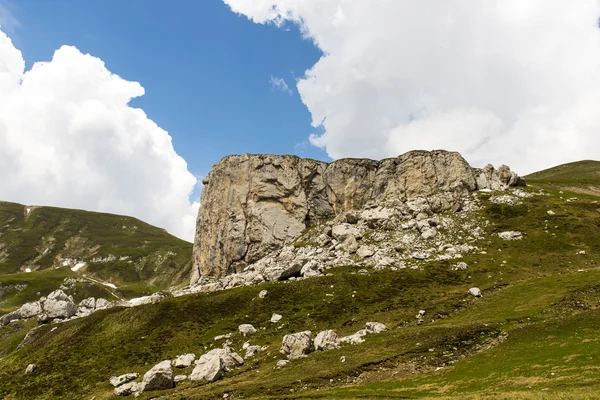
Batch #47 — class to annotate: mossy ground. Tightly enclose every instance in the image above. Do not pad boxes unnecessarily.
[1,163,600,399]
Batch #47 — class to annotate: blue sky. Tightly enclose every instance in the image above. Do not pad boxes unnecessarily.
[2,0,599,240]
[5,0,326,195]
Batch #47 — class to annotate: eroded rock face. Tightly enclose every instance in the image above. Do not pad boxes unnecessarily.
[193,151,524,280]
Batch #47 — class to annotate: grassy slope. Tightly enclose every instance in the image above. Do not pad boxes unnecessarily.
[1,174,600,398]
[0,201,192,310]
[526,159,600,195]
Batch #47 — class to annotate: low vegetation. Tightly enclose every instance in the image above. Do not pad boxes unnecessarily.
[1,161,600,399]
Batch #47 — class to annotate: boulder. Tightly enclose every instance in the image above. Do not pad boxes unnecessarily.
[314,330,341,351]
[300,260,325,278]
[469,287,482,297]
[174,375,187,383]
[0,310,22,326]
[455,262,468,271]
[114,381,140,396]
[332,224,361,242]
[39,290,77,321]
[239,324,257,336]
[244,345,262,359]
[421,228,438,240]
[19,302,42,319]
[365,322,388,334]
[110,373,138,387]
[198,347,244,372]
[356,246,374,259]
[139,360,174,392]
[25,364,36,375]
[340,330,367,345]
[276,359,290,368]
[271,314,282,323]
[338,235,359,254]
[281,331,313,359]
[498,231,523,240]
[258,290,268,298]
[173,354,195,368]
[190,353,223,382]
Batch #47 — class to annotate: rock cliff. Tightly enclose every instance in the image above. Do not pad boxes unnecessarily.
[192,150,524,280]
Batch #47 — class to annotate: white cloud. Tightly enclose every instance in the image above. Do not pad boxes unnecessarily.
[224,0,600,174]
[0,28,199,241]
[269,75,293,95]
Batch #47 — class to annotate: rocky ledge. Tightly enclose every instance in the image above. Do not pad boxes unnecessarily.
[192,150,524,281]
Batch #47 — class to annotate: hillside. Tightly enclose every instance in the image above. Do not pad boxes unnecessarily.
[1,166,600,399]
[0,201,192,312]
[526,159,600,195]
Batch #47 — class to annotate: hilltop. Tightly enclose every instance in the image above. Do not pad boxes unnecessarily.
[0,201,192,313]
[526,160,600,195]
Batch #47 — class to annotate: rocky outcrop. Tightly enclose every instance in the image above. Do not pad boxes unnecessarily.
[192,150,524,280]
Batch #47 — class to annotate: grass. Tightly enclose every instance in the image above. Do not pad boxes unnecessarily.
[1,163,600,399]
[0,201,193,309]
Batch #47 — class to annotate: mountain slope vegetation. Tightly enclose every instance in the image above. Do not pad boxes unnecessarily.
[1,163,600,399]
[0,201,192,312]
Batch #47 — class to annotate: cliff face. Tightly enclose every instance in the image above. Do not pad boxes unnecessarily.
[192,150,523,280]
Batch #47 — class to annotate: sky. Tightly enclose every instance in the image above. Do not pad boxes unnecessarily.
[1,0,600,241]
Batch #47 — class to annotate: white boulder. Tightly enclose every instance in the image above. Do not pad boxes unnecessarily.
[110,373,138,387]
[114,381,140,396]
[469,287,482,297]
[314,330,341,351]
[239,324,257,336]
[173,353,196,368]
[365,322,388,334]
[139,360,174,392]
[271,313,282,323]
[190,354,223,382]
[281,331,313,359]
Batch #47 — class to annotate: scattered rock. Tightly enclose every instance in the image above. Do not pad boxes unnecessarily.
[114,381,140,396]
[276,359,290,368]
[356,246,374,258]
[469,287,482,298]
[139,360,174,392]
[239,324,257,336]
[25,364,36,375]
[365,322,388,334]
[190,353,223,382]
[340,330,367,345]
[416,310,426,319]
[455,262,468,271]
[110,373,138,387]
[38,290,77,322]
[340,356,346,363]
[200,347,244,372]
[271,313,282,323]
[547,210,555,215]
[332,224,361,242]
[173,354,196,368]
[258,290,268,298]
[314,330,341,351]
[498,231,523,240]
[244,345,262,359]
[281,331,313,359]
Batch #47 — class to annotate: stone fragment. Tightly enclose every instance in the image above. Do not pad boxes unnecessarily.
[110,373,138,387]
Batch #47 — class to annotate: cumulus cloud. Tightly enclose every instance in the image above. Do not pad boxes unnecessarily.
[224,0,600,173]
[269,75,293,95]
[0,28,199,241]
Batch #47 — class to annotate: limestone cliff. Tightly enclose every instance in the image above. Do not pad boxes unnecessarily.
[192,150,524,280]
